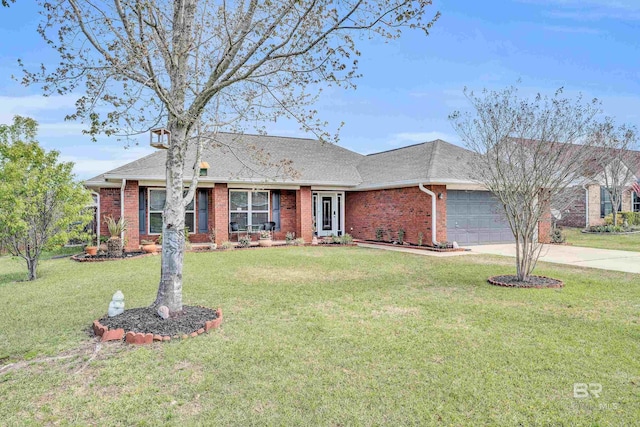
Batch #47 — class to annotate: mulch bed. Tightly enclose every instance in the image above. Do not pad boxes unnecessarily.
[99,305,218,336]
[581,230,640,235]
[488,275,564,289]
[71,251,152,262]
[360,240,467,252]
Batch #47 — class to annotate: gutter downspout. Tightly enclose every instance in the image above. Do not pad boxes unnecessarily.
[120,179,127,242]
[582,183,589,228]
[92,191,101,246]
[418,183,439,246]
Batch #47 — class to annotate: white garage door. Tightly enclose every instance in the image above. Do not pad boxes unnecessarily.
[446,191,514,245]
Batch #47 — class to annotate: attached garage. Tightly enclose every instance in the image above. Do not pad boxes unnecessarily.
[446,190,514,245]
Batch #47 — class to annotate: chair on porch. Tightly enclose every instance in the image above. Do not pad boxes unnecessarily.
[229,222,241,241]
[262,221,276,231]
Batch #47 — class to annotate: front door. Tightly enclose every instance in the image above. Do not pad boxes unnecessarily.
[314,192,343,237]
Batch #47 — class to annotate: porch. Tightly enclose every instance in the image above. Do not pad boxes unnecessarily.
[98,181,346,249]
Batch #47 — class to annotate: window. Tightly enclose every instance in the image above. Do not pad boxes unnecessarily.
[229,190,269,230]
[634,192,640,213]
[148,189,195,234]
[600,187,621,218]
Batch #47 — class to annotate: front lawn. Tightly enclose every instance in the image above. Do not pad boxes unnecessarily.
[0,248,638,425]
[563,227,640,252]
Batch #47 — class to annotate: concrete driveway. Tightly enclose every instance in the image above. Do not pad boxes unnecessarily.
[469,244,640,274]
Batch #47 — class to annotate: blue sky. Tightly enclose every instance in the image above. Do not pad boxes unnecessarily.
[1,0,640,180]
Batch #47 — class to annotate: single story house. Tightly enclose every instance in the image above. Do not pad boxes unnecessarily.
[85,133,550,250]
[556,152,640,228]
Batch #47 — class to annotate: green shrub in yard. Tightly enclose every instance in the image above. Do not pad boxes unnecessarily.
[292,237,305,246]
[589,225,624,233]
[621,211,640,226]
[375,227,384,241]
[550,226,566,243]
[238,236,251,248]
[604,213,624,226]
[285,231,295,244]
[220,241,234,250]
[340,233,353,245]
[397,228,405,245]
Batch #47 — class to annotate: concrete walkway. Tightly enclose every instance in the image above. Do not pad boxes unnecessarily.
[470,244,640,274]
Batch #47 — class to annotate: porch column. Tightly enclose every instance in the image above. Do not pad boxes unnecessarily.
[123,180,140,251]
[296,186,313,242]
[213,184,229,244]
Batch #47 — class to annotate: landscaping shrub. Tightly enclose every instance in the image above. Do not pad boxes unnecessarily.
[397,229,405,245]
[220,241,234,250]
[238,236,251,248]
[604,213,624,226]
[621,211,640,226]
[285,232,295,245]
[588,225,624,233]
[375,227,383,241]
[550,227,566,243]
[340,233,353,245]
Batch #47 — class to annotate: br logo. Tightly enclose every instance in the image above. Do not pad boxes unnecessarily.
[574,383,602,398]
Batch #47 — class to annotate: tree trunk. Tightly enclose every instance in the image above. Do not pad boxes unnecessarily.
[152,124,187,314]
[26,257,37,281]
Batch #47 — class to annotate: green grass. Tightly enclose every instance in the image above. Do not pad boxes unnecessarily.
[0,247,638,425]
[564,227,640,252]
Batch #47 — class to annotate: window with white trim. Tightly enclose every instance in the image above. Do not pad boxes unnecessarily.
[229,190,269,230]
[148,189,195,234]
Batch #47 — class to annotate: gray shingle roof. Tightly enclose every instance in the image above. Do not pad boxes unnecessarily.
[355,140,480,188]
[86,132,365,186]
[85,133,481,188]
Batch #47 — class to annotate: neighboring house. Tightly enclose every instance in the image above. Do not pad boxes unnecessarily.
[556,151,640,228]
[85,133,548,250]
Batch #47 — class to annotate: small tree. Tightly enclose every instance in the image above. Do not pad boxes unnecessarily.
[588,118,638,226]
[450,86,599,281]
[0,116,93,280]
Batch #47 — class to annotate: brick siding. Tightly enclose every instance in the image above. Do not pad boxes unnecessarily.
[345,185,447,245]
[273,190,297,240]
[296,186,314,242]
[557,186,587,228]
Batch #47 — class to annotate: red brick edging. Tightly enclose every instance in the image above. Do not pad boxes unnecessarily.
[487,275,564,289]
[92,307,223,344]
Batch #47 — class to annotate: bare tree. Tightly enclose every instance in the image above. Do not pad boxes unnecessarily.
[587,118,638,226]
[450,86,600,282]
[23,0,439,314]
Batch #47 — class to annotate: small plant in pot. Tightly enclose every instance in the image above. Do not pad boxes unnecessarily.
[140,239,157,253]
[84,235,98,256]
[104,215,128,257]
[259,230,272,247]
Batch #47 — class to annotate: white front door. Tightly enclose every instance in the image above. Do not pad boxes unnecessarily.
[314,192,343,237]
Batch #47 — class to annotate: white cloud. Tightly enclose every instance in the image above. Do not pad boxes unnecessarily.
[543,25,602,34]
[59,145,155,180]
[0,93,79,121]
